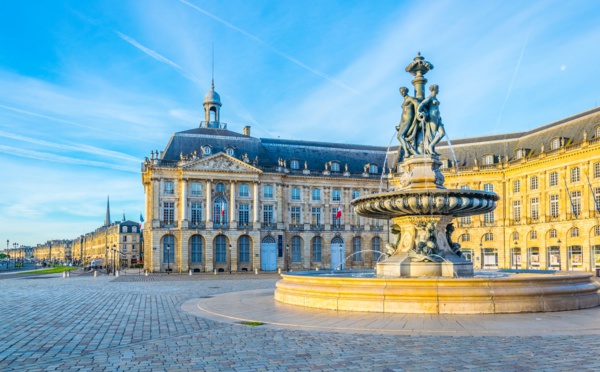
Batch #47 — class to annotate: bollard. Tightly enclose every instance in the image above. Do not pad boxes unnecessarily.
[214,269,217,275]
[189,269,192,276]
[277,268,281,274]
[145,270,148,277]
[62,271,66,278]
[254,267,258,275]
[94,270,97,277]
[316,267,319,271]
[116,270,119,277]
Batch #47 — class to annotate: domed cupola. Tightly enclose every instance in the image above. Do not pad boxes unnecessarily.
[202,80,222,128]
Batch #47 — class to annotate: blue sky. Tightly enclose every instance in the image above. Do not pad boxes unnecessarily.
[1,0,600,246]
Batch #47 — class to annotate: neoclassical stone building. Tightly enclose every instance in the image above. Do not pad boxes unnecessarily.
[436,107,600,271]
[142,84,600,273]
[142,85,388,273]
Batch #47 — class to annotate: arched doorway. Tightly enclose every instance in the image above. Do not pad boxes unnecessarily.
[260,236,277,271]
[331,237,345,270]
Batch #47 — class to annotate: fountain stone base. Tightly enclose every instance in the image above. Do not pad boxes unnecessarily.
[377,252,473,277]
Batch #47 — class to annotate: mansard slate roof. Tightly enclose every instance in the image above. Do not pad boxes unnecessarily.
[162,107,600,171]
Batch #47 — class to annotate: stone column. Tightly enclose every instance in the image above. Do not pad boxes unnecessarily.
[152,178,160,225]
[181,179,188,223]
[230,181,236,225]
[206,180,212,222]
[253,182,259,223]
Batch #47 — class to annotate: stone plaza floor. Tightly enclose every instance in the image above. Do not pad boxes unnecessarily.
[1,271,600,371]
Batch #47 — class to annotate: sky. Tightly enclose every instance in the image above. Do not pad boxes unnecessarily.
[1,0,600,247]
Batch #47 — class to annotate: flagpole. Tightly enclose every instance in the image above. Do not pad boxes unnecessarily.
[585,172,600,214]
[563,177,577,217]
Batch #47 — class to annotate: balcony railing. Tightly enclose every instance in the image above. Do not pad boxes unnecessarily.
[526,217,540,224]
[289,224,304,231]
[566,213,581,220]
[351,225,364,232]
[262,223,275,230]
[331,224,345,231]
[212,222,229,229]
[160,221,178,228]
[237,222,251,230]
[310,224,324,231]
[189,222,205,229]
[370,225,383,232]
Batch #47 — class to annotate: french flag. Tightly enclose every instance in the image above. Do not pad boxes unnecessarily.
[335,203,342,219]
[221,201,226,220]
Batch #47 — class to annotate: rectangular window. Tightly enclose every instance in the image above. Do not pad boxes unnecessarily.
[513,200,521,221]
[263,205,274,224]
[595,163,600,178]
[571,167,580,183]
[460,185,470,190]
[595,188,600,213]
[238,204,249,225]
[461,216,471,226]
[332,207,342,227]
[549,172,558,187]
[123,236,127,242]
[530,197,539,220]
[483,183,493,192]
[312,188,321,201]
[239,184,249,197]
[311,207,321,226]
[164,181,174,195]
[290,206,301,225]
[332,189,341,202]
[163,202,174,224]
[483,211,494,224]
[263,185,273,198]
[291,187,301,200]
[513,180,520,193]
[530,176,538,190]
[550,195,559,218]
[191,182,201,196]
[571,191,581,216]
[191,202,202,224]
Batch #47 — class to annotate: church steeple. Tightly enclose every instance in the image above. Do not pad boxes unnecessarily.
[104,196,111,227]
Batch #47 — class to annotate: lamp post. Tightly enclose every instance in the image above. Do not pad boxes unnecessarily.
[13,243,18,268]
[513,240,519,270]
[105,246,109,274]
[229,244,232,274]
[166,243,170,275]
[49,241,52,266]
[5,239,8,269]
[285,244,290,272]
[112,244,117,275]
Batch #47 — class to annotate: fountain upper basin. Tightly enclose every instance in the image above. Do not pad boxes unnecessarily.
[351,188,500,219]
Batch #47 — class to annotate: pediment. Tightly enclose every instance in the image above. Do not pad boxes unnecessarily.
[182,153,262,173]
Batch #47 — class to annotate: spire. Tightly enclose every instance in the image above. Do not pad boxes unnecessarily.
[104,196,111,227]
[122,211,126,222]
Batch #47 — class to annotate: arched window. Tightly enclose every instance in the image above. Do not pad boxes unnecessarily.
[215,235,227,263]
[163,235,175,264]
[226,147,235,156]
[203,146,212,155]
[291,236,302,262]
[332,237,344,245]
[352,237,362,261]
[571,227,579,238]
[213,197,228,224]
[290,159,300,170]
[238,235,250,263]
[312,237,322,262]
[331,162,340,172]
[372,237,382,261]
[190,235,203,263]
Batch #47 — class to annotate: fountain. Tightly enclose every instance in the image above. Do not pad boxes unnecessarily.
[274,54,600,314]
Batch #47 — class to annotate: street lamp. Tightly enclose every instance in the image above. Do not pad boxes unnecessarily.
[113,244,117,275]
[105,246,109,274]
[285,244,290,272]
[229,244,232,274]
[13,243,18,268]
[166,243,170,275]
[4,239,8,269]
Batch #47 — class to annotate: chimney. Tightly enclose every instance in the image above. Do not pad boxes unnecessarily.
[243,126,251,136]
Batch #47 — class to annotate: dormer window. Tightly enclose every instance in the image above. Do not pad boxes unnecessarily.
[368,164,378,174]
[202,145,212,155]
[550,137,561,150]
[595,125,600,138]
[226,147,235,156]
[290,159,300,170]
[439,158,449,169]
[482,154,494,165]
[330,161,340,172]
[515,149,526,160]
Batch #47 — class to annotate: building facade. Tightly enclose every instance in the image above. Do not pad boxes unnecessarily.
[142,85,388,273]
[142,85,600,273]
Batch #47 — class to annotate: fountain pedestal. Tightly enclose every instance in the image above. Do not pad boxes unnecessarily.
[376,215,474,277]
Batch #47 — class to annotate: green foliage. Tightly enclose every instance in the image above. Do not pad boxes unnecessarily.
[22,266,78,275]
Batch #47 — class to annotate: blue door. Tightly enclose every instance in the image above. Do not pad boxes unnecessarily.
[331,238,345,270]
[261,239,277,271]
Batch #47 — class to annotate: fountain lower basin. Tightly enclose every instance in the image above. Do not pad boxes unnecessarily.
[274,270,600,314]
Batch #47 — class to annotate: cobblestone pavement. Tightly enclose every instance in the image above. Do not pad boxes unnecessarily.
[1,273,600,371]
